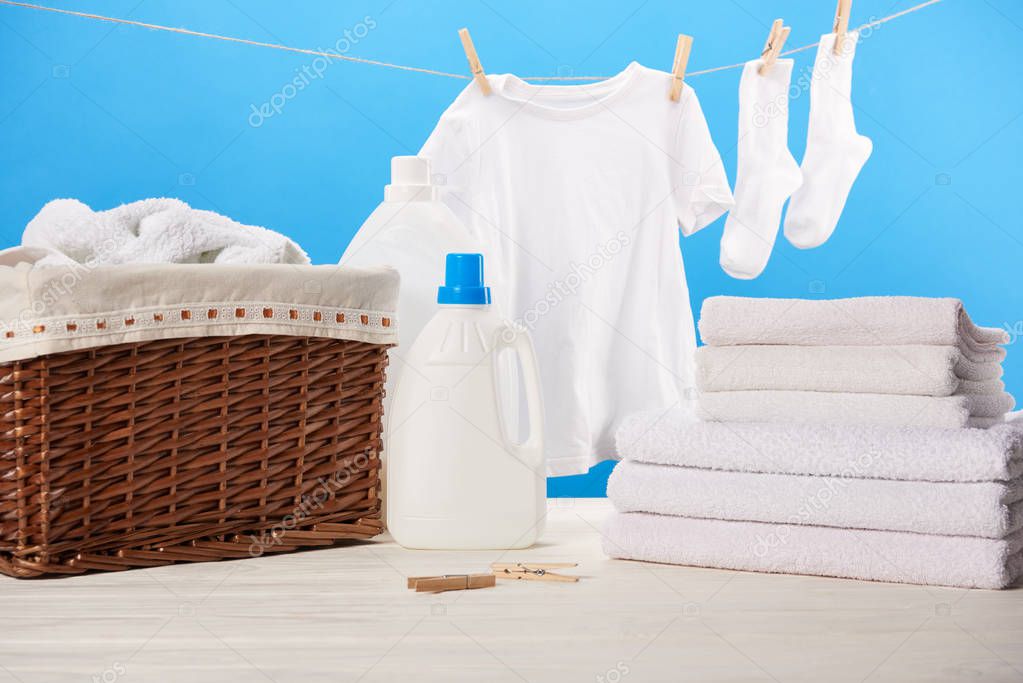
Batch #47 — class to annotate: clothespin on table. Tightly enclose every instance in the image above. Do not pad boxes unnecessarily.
[490,562,579,582]
[833,0,852,55]
[668,34,694,102]
[458,28,491,95]
[758,19,791,76]
[407,573,496,593]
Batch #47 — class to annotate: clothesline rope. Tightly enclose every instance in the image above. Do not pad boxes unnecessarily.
[0,0,942,81]
[533,0,943,80]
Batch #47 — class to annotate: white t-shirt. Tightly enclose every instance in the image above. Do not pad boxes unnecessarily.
[421,61,733,476]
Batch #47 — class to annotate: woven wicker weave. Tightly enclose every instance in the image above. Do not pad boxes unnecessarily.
[0,334,386,578]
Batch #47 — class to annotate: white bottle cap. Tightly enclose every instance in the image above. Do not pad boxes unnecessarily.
[386,156,437,202]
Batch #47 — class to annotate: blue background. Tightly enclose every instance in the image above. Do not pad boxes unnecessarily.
[1,0,1020,496]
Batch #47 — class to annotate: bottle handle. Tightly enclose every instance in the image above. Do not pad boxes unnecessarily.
[493,323,545,466]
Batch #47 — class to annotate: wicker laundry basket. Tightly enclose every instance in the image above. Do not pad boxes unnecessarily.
[0,255,398,577]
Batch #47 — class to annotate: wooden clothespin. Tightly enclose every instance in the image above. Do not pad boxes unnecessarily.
[668,34,694,102]
[458,28,491,96]
[758,19,791,76]
[490,562,579,582]
[407,573,496,593]
[833,0,852,55]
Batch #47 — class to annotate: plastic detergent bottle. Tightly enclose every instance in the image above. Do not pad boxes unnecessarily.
[340,156,482,365]
[340,157,492,519]
[387,253,546,550]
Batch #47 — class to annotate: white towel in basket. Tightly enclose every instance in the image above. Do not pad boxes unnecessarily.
[23,198,309,266]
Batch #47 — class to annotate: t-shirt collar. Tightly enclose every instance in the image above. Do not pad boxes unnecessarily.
[489,61,642,119]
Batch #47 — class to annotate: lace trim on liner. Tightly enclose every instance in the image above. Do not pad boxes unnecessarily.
[1,302,396,343]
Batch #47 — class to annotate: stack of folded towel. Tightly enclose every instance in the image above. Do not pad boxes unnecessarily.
[694,296,1013,428]
[604,296,1021,589]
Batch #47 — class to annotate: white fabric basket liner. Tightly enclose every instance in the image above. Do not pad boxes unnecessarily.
[0,247,399,363]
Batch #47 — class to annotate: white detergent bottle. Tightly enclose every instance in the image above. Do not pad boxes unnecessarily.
[387,253,546,550]
[340,157,497,519]
[340,156,482,365]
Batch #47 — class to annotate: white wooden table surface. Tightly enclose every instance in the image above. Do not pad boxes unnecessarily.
[1,499,1020,682]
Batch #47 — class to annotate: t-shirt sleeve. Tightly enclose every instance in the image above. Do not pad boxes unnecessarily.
[419,94,480,226]
[672,89,734,236]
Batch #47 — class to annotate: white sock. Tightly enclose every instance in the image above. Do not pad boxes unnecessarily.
[720,59,802,280]
[784,31,872,249]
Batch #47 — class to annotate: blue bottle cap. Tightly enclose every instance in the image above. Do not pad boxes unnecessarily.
[437,253,491,305]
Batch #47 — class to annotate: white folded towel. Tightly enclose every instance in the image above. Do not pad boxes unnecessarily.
[608,460,1023,538]
[695,344,1002,396]
[698,296,1009,356]
[603,512,1023,589]
[616,409,1023,482]
[960,378,1006,395]
[23,198,310,266]
[695,390,1015,429]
